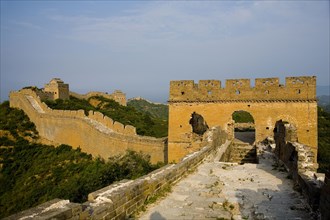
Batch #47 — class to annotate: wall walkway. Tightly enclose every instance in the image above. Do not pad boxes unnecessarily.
[139,145,315,220]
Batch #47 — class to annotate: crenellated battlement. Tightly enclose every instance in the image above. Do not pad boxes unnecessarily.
[169,76,316,102]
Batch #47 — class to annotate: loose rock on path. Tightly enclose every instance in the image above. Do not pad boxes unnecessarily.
[138,145,314,220]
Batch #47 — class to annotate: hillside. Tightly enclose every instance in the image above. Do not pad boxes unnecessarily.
[0,101,162,218]
[232,110,255,123]
[127,97,168,120]
[317,95,330,112]
[44,95,168,138]
[317,106,330,173]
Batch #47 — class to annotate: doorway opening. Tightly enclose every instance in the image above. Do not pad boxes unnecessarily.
[232,110,255,145]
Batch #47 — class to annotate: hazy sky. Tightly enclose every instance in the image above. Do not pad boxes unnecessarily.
[1,1,329,102]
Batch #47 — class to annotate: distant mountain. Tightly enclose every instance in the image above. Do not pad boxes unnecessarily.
[128,96,165,105]
[318,95,330,112]
[317,85,330,96]
[128,97,168,120]
[316,86,329,112]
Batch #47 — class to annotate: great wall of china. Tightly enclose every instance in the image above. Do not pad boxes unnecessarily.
[4,76,330,219]
[9,89,166,164]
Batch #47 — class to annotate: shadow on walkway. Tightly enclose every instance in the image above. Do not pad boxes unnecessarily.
[233,148,316,219]
[149,211,166,220]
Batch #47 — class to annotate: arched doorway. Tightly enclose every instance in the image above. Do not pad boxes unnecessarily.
[232,110,255,145]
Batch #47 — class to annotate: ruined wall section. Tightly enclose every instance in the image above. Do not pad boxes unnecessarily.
[273,137,324,211]
[70,90,127,106]
[168,76,317,162]
[9,89,164,163]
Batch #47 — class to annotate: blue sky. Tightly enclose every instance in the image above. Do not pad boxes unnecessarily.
[1,1,329,102]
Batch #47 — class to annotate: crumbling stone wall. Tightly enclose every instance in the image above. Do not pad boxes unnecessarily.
[9,89,164,163]
[273,121,325,212]
[5,127,229,220]
[168,76,317,162]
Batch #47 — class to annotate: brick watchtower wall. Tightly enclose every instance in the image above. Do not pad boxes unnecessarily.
[168,76,317,162]
[44,78,69,100]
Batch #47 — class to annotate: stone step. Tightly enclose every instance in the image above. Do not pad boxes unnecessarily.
[229,158,257,164]
[230,151,256,157]
[229,144,257,164]
[232,149,255,153]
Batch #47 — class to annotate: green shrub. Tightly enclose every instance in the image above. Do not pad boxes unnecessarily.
[232,111,254,123]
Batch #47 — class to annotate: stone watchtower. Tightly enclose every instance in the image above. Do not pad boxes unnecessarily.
[168,76,318,162]
[44,78,69,100]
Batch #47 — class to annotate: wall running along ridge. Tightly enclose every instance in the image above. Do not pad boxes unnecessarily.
[70,90,127,106]
[9,89,166,163]
[5,127,229,220]
[168,76,317,162]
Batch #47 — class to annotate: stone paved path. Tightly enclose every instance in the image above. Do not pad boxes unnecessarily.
[138,146,314,220]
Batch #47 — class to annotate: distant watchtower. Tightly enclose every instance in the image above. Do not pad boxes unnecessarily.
[111,90,127,106]
[44,78,69,100]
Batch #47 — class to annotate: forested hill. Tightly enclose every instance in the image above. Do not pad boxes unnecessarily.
[317,95,330,112]
[127,98,168,120]
[317,106,330,172]
[44,95,168,138]
[0,101,162,218]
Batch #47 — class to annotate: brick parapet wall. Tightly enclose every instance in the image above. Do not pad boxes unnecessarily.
[9,89,165,163]
[5,127,229,220]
